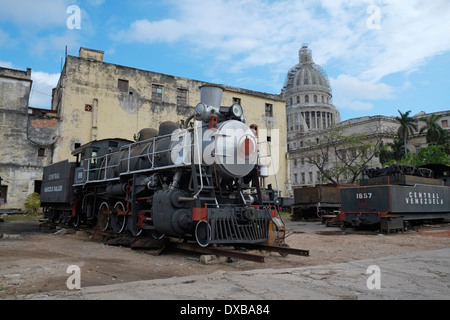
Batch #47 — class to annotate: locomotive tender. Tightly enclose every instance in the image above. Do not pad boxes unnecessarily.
[339,164,450,231]
[41,86,286,247]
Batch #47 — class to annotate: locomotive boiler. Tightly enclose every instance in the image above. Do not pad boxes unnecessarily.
[41,86,286,247]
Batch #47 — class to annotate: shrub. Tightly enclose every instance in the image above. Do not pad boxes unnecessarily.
[25,192,41,215]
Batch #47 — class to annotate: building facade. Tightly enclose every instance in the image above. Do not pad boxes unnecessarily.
[284,46,449,190]
[409,110,450,152]
[284,45,340,143]
[0,67,59,210]
[289,115,398,187]
[51,48,289,196]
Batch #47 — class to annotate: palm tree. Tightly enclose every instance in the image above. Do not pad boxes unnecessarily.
[419,114,446,146]
[396,110,418,155]
[388,137,407,162]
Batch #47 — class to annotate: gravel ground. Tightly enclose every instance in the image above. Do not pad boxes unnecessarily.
[1,218,449,299]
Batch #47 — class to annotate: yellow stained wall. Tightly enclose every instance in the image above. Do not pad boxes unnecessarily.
[52,49,288,195]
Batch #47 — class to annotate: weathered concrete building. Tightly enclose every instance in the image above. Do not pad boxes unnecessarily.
[0,67,59,210]
[51,48,289,196]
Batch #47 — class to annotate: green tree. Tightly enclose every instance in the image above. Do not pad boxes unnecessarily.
[398,145,450,167]
[304,125,381,184]
[376,137,405,166]
[396,110,418,155]
[419,114,446,146]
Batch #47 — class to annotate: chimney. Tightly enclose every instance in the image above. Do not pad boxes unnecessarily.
[79,47,104,62]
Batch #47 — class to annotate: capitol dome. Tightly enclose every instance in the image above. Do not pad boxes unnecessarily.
[284,45,332,97]
[284,45,340,135]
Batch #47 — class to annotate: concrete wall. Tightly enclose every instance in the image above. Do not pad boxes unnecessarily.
[0,67,59,210]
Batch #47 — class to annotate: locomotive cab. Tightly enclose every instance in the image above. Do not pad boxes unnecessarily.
[72,139,132,184]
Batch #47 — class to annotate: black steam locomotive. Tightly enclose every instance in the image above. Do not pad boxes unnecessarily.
[40,86,285,247]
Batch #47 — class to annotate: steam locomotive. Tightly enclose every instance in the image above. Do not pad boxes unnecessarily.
[40,86,286,247]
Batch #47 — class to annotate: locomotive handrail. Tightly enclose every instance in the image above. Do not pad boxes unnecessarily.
[193,122,204,199]
[82,131,197,184]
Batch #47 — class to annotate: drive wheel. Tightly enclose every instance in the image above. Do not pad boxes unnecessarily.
[71,212,81,228]
[195,220,211,247]
[127,214,142,236]
[111,201,127,233]
[97,202,111,232]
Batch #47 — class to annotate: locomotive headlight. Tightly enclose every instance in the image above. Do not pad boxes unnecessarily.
[230,103,243,119]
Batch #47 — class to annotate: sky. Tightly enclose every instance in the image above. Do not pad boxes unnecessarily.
[0,0,449,121]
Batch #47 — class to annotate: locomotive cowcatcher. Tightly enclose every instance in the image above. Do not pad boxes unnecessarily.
[40,86,286,247]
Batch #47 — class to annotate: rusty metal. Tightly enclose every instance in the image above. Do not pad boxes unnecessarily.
[130,238,168,255]
[239,243,310,257]
[174,243,266,263]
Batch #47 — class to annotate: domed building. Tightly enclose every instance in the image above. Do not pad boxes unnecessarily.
[283,46,450,193]
[284,45,340,141]
[284,45,342,190]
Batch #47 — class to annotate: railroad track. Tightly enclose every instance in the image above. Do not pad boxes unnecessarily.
[103,234,310,263]
[43,221,310,263]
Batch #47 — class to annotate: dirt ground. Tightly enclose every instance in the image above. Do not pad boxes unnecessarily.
[1,217,449,299]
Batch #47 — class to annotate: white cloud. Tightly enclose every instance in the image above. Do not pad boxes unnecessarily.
[31,31,81,56]
[30,71,60,108]
[0,0,70,28]
[0,61,14,69]
[113,0,450,85]
[118,19,186,43]
[331,75,394,100]
[330,74,397,112]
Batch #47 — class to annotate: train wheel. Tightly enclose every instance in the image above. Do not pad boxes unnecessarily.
[195,220,211,247]
[110,201,127,233]
[97,202,111,232]
[48,209,61,223]
[151,230,165,240]
[127,214,142,236]
[71,212,81,228]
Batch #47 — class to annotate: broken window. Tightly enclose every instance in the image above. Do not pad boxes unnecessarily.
[38,148,45,158]
[177,88,188,106]
[0,186,7,204]
[152,84,163,102]
[265,103,273,117]
[118,79,129,92]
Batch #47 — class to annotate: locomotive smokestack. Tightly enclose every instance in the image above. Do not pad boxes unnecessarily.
[195,85,225,122]
[200,85,223,108]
